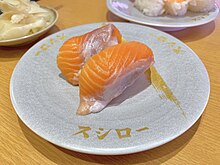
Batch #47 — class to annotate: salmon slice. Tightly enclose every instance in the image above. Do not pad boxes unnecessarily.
[77,41,154,115]
[57,24,122,85]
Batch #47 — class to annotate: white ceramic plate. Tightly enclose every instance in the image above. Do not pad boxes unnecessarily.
[106,0,219,31]
[10,22,210,155]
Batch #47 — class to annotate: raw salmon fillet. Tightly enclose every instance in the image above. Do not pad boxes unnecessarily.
[77,41,154,115]
[57,24,122,85]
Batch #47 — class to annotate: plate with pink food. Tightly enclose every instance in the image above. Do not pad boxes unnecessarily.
[10,22,210,155]
[107,0,219,31]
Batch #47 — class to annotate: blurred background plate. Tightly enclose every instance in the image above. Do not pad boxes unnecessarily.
[106,0,219,31]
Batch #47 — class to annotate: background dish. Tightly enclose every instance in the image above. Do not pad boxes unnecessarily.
[106,0,219,31]
[10,22,210,155]
[0,6,58,47]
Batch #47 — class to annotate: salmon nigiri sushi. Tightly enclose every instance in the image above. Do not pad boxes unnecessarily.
[57,24,122,85]
[77,41,154,115]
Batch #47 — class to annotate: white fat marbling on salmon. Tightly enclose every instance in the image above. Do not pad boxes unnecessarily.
[89,60,153,113]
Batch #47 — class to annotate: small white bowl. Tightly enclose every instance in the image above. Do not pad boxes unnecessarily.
[0,6,58,47]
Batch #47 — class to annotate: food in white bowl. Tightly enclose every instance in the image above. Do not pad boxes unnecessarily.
[133,0,216,16]
[0,0,56,41]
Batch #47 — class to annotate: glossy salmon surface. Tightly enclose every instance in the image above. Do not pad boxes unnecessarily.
[77,41,154,115]
[57,24,122,85]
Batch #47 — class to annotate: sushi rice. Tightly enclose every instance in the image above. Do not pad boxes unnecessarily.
[188,0,215,12]
[134,0,165,16]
